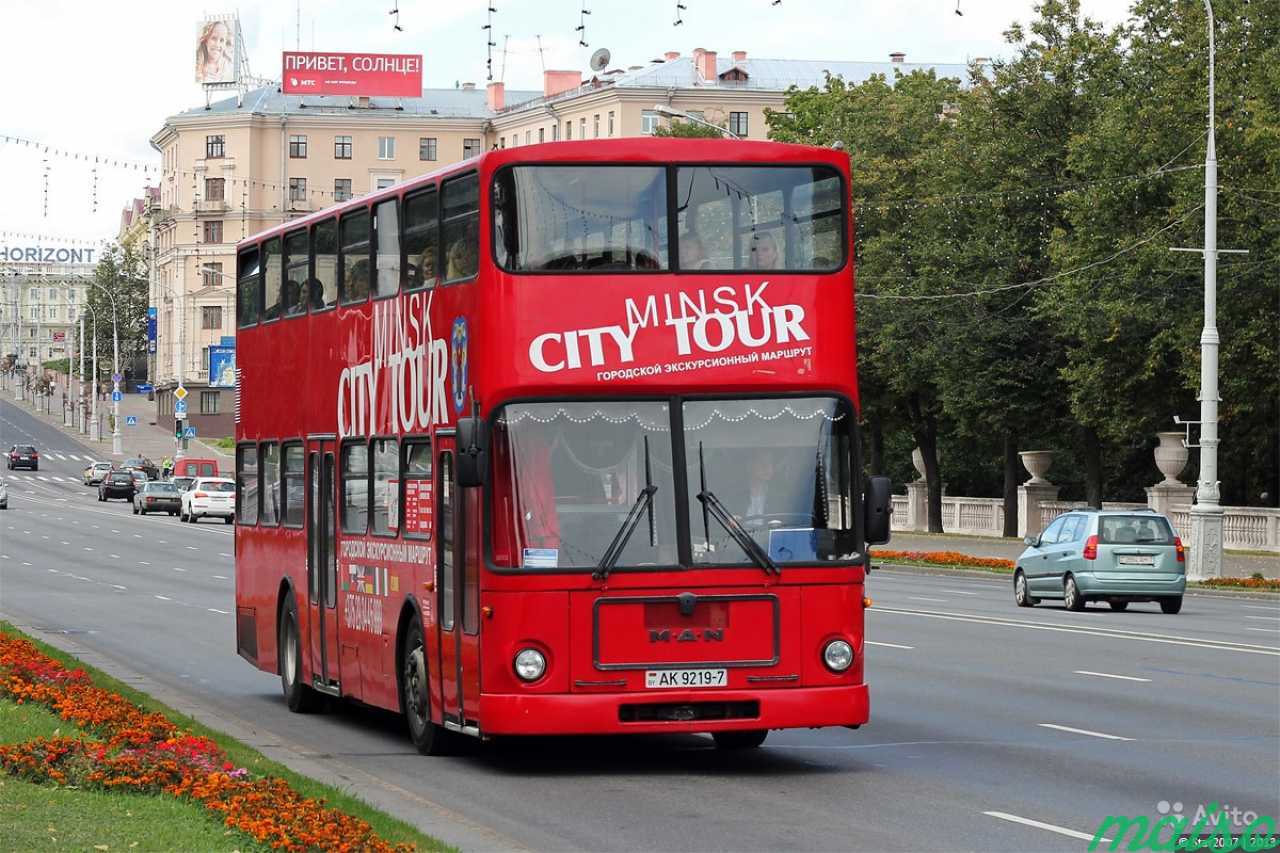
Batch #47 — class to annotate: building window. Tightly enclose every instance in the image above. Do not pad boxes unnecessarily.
[205,177,225,201]
[29,307,38,321]
[565,120,572,140]
[641,110,659,134]
[203,221,223,243]
[524,130,531,145]
[289,134,307,158]
[510,134,517,147]
[729,111,749,137]
[378,136,395,160]
[201,305,223,329]
[419,137,437,161]
[29,347,36,358]
[289,177,307,202]
[201,262,223,288]
[552,124,559,141]
[47,287,56,300]
[206,134,225,158]
[463,138,481,158]
[334,178,352,202]
[199,390,220,414]
[608,110,615,136]
[594,114,600,137]
[579,117,586,138]
[376,177,395,190]
[334,135,352,159]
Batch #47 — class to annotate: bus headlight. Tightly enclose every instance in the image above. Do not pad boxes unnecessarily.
[514,648,546,682]
[823,639,854,672]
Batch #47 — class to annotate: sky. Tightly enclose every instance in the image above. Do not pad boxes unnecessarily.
[0,0,1135,246]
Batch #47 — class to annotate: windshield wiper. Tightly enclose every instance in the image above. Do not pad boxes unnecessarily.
[594,436,658,581]
[697,442,779,576]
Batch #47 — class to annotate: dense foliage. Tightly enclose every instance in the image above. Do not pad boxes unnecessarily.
[86,243,148,384]
[768,0,1278,528]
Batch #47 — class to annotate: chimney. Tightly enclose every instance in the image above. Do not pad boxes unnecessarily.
[889,51,906,63]
[543,69,583,98]
[732,50,747,62]
[461,81,476,90]
[664,51,680,61]
[692,48,717,84]
[486,81,505,111]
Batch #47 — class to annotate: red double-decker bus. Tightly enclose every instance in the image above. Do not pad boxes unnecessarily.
[233,138,891,753]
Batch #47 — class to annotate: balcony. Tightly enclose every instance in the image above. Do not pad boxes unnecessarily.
[195,199,230,214]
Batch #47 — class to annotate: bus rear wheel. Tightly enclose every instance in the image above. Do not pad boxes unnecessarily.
[712,730,768,750]
[279,590,323,713]
[401,616,454,756]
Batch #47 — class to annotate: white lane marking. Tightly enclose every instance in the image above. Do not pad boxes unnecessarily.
[212,575,229,580]
[36,476,48,481]
[139,561,151,566]
[60,541,69,545]
[1248,627,1280,634]
[207,608,230,614]
[132,534,142,539]
[983,811,1108,844]
[109,554,121,559]
[47,568,58,573]
[82,546,93,551]
[1245,615,1280,621]
[110,529,120,534]
[51,453,64,460]
[158,539,167,544]
[219,552,232,558]
[1038,723,1132,741]
[172,567,186,572]
[873,606,1280,656]
[908,596,948,603]
[185,546,198,551]
[1242,605,1280,612]
[21,561,31,566]
[866,640,915,649]
[939,589,979,596]
[112,584,126,590]
[50,476,64,482]
[154,594,171,601]
[1073,670,1152,683]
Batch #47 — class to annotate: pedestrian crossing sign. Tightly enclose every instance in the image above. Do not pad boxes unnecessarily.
[125,415,138,426]
[183,426,197,439]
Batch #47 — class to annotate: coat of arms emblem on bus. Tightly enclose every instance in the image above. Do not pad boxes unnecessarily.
[450,316,469,414]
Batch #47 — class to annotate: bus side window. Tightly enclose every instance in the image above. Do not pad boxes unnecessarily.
[312,218,339,310]
[236,248,260,327]
[403,187,438,291]
[260,442,280,526]
[402,440,432,539]
[374,199,400,299]
[370,438,399,536]
[236,444,259,525]
[262,237,283,321]
[283,229,309,317]
[441,174,479,284]
[339,209,371,304]
[340,441,369,534]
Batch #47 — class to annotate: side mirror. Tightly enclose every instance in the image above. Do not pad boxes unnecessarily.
[456,416,489,488]
[863,475,892,546]
[1024,535,1039,547]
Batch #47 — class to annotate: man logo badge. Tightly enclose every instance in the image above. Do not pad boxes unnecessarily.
[648,628,724,643]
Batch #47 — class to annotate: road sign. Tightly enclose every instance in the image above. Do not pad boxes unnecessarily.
[111,390,123,402]
[111,372,122,384]
[173,386,188,401]
[125,415,138,426]
[174,399,187,414]
[183,426,197,439]
[175,410,187,420]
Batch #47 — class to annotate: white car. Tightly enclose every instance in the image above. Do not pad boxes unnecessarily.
[180,477,236,524]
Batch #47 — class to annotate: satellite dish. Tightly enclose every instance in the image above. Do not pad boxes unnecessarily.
[589,48,611,72]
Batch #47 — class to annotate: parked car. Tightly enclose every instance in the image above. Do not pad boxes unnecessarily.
[173,458,220,479]
[171,475,196,494]
[83,461,113,485]
[98,471,137,502]
[1014,509,1185,614]
[7,444,38,471]
[133,481,181,516]
[181,477,236,524]
[0,481,8,509]
[121,456,159,480]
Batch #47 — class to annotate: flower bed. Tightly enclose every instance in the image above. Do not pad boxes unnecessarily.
[1195,576,1280,591]
[873,550,1016,571]
[0,630,412,852]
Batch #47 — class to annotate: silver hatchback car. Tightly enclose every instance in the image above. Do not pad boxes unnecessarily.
[1014,510,1186,614]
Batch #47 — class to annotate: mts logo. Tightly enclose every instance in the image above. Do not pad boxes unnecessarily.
[648,628,724,643]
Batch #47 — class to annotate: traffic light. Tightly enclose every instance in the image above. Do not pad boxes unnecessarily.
[174,419,184,439]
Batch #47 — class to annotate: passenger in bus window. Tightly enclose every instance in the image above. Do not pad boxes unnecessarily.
[417,248,438,288]
[749,232,781,270]
[307,278,325,310]
[345,259,370,299]
[680,232,708,269]
[446,239,477,280]
[283,280,302,315]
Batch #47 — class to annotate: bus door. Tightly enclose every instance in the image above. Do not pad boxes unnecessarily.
[306,439,340,693]
[434,436,479,732]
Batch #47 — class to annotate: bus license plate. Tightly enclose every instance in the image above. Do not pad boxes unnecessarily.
[645,669,727,689]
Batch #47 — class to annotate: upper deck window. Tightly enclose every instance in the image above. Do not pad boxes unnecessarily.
[283,230,309,317]
[312,219,338,310]
[339,209,371,304]
[374,198,400,299]
[262,237,283,321]
[404,187,439,291]
[675,166,844,273]
[236,248,260,327]
[441,174,479,283]
[492,166,669,272]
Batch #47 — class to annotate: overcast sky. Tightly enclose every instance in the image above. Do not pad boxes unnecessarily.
[0,0,1133,246]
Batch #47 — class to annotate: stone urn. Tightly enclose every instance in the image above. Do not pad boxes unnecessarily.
[1154,432,1189,485]
[1019,450,1054,485]
[911,447,940,482]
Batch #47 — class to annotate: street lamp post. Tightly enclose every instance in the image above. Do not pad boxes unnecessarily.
[651,104,742,139]
[78,313,85,433]
[84,302,100,442]
[86,281,123,456]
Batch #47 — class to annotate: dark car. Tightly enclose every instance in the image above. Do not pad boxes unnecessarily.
[133,481,181,516]
[7,444,39,471]
[121,456,159,480]
[98,471,137,502]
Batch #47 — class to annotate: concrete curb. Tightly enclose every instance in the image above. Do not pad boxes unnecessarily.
[872,562,1280,601]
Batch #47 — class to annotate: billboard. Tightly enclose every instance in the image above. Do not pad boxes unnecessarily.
[208,345,236,388]
[282,52,423,97]
[196,16,240,85]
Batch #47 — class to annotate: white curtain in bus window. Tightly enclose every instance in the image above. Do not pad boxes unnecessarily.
[371,438,399,535]
[237,445,258,525]
[403,189,438,291]
[260,442,280,525]
[341,442,369,533]
[442,175,479,283]
[236,248,260,327]
[340,211,371,303]
[375,199,400,299]
[282,444,305,526]
[675,166,844,272]
[262,237,283,320]
[312,219,339,310]
[492,166,668,272]
[284,230,309,317]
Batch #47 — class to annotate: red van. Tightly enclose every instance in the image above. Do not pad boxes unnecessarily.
[172,458,219,478]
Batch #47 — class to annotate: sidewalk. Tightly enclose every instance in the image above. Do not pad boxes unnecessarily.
[7,387,233,468]
[888,531,1280,580]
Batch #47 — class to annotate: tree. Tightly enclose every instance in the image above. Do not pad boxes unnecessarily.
[86,244,148,386]
[653,120,727,138]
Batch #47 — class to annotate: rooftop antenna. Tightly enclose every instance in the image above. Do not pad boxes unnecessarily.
[500,34,510,81]
[536,34,546,74]
[389,5,402,31]
[484,5,496,81]
[589,47,611,73]
[674,1,686,26]
[577,1,591,47]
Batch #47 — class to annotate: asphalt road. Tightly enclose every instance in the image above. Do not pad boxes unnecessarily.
[3,396,1278,852]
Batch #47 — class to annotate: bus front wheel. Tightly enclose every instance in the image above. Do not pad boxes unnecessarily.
[401,616,456,756]
[712,730,768,750]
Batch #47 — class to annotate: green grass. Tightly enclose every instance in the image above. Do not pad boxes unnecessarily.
[208,437,235,451]
[0,623,451,852]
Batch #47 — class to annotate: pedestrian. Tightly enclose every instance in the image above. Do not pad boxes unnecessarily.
[162,456,173,479]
